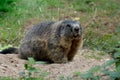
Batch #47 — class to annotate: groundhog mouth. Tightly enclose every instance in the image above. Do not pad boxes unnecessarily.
[73,34,81,39]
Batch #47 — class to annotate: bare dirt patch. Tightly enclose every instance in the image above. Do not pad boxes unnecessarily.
[0,49,111,80]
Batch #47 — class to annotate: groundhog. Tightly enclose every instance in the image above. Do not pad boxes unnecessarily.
[0,20,83,63]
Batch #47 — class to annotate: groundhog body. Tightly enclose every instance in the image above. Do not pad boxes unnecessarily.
[18,20,83,63]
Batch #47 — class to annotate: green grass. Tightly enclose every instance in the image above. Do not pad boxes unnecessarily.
[0,0,120,52]
[0,77,15,80]
[0,0,64,46]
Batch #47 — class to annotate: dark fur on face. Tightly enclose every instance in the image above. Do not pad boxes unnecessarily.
[59,20,82,40]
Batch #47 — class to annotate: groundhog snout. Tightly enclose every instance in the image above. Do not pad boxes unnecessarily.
[72,26,82,38]
[74,27,80,33]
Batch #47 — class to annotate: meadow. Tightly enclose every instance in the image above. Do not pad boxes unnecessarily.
[0,0,120,52]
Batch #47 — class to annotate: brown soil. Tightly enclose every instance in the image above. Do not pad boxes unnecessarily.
[0,49,111,80]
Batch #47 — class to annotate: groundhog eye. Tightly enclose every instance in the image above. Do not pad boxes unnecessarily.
[66,24,71,28]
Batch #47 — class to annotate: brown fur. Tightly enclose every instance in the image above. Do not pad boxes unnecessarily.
[18,20,83,63]
[68,38,83,61]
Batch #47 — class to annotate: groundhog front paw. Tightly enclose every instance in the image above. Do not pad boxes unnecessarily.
[53,57,68,63]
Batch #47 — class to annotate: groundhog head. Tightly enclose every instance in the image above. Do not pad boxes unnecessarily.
[59,20,82,40]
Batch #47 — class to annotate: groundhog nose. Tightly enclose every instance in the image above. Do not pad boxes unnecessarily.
[74,27,79,32]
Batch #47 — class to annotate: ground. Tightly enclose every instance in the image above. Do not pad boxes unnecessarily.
[0,48,111,80]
